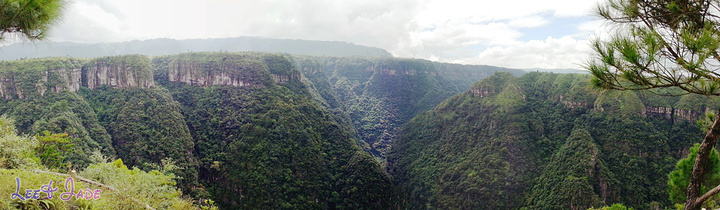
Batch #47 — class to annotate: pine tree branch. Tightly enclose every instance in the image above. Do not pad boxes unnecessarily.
[695,182,720,207]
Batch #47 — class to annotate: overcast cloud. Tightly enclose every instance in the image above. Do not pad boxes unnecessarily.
[42,0,604,69]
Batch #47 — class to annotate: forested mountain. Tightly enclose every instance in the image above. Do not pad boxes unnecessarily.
[3,49,710,209]
[0,37,392,61]
[0,50,525,209]
[388,72,710,209]
[294,56,524,162]
[153,52,398,209]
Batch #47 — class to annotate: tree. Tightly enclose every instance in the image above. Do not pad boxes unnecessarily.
[35,131,72,169]
[526,129,610,209]
[587,0,720,209]
[0,0,66,42]
[668,144,720,208]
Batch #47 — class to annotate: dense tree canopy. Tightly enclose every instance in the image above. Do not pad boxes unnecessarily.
[389,72,703,209]
[668,144,720,208]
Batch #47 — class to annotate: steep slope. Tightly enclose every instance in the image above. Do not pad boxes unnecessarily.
[77,55,200,194]
[0,55,200,194]
[389,72,705,209]
[0,57,114,168]
[295,56,526,162]
[155,52,397,209]
[0,52,534,209]
[388,72,541,209]
[80,85,199,193]
[526,128,614,209]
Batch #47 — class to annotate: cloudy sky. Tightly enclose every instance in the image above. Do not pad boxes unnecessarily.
[41,0,605,70]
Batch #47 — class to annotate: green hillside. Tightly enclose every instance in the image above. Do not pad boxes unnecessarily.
[389,72,709,209]
[155,52,397,209]
[0,53,408,209]
[11,52,710,210]
[295,56,526,162]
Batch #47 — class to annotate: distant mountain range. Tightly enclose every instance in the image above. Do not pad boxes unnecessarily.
[0,37,393,60]
[1,37,589,75]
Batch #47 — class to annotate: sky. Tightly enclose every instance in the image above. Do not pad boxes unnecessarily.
[35,0,607,70]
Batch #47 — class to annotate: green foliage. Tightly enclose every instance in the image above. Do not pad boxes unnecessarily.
[0,0,67,41]
[163,75,397,209]
[304,56,464,159]
[389,72,542,209]
[594,90,646,117]
[0,90,114,168]
[668,144,720,207]
[676,94,720,111]
[0,160,200,209]
[590,0,720,96]
[0,52,529,209]
[0,57,84,100]
[0,115,200,209]
[526,129,611,209]
[590,1,720,206]
[79,86,199,194]
[390,72,699,209]
[433,62,525,92]
[0,115,38,169]
[79,158,197,209]
[588,203,635,210]
[34,131,72,169]
[0,169,76,209]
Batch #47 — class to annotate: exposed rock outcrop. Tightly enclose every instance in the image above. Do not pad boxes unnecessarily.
[0,76,14,99]
[0,55,155,100]
[165,53,300,88]
[558,95,591,109]
[82,55,154,90]
[167,57,268,87]
[380,67,437,76]
[35,68,83,97]
[470,86,493,98]
[0,58,84,99]
[467,72,515,98]
[645,106,674,119]
[645,106,706,121]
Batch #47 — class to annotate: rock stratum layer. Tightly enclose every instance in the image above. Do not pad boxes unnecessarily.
[163,53,300,88]
[0,55,154,100]
[82,55,154,90]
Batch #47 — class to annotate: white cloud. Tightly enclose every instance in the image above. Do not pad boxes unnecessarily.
[35,0,609,69]
[391,0,603,69]
[49,0,128,43]
[509,16,550,28]
[468,36,592,69]
[410,36,594,70]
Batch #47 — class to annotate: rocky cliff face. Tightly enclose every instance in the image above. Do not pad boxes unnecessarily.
[380,67,438,76]
[0,76,13,99]
[165,53,299,88]
[168,61,266,87]
[0,58,85,99]
[646,106,708,121]
[0,56,154,100]
[35,68,83,97]
[82,55,154,90]
[469,86,494,98]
